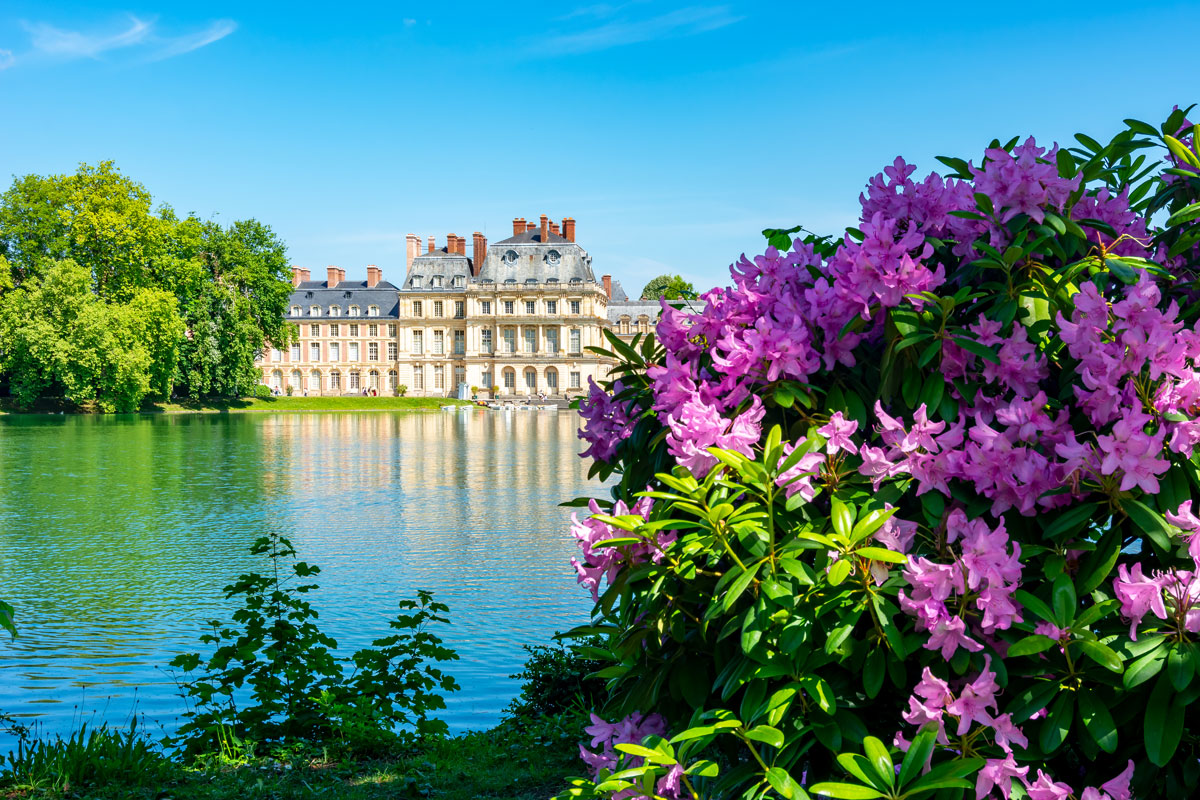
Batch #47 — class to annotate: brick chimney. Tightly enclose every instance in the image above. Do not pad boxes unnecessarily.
[327,266,340,288]
[366,266,382,287]
[427,235,435,253]
[291,266,304,287]
[338,268,346,285]
[457,235,467,256]
[513,217,525,236]
[602,274,612,298]
[526,221,536,232]
[540,214,549,242]
[406,234,422,270]
[300,268,310,283]
[472,232,487,276]
[562,217,576,242]
[549,221,560,237]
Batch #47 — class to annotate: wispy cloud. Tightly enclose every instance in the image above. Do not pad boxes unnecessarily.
[8,14,235,69]
[538,5,741,55]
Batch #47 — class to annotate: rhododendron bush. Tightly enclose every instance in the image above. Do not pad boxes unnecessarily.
[557,107,1200,800]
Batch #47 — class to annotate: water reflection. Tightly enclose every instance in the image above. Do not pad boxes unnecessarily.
[0,410,604,751]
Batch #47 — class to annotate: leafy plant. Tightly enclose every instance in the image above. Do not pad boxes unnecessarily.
[504,638,607,722]
[169,531,459,758]
[0,719,173,793]
[560,108,1200,800]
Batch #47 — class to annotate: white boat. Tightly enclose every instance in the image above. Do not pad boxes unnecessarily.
[440,405,458,411]
[538,405,558,412]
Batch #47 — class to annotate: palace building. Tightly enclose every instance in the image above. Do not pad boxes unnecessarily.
[256,215,655,398]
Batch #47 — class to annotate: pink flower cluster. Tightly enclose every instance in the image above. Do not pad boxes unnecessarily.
[1019,761,1134,800]
[571,495,676,601]
[899,510,1022,659]
[578,378,637,463]
[579,712,683,800]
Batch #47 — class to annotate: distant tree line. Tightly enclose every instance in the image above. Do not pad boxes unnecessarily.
[0,162,294,411]
[639,273,695,301]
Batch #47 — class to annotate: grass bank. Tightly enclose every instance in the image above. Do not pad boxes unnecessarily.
[0,715,582,800]
[0,396,473,415]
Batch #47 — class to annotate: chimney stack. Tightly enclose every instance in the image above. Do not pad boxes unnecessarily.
[300,268,310,283]
[458,235,467,256]
[472,232,487,276]
[602,274,612,299]
[513,217,525,236]
[327,266,340,288]
[549,221,560,237]
[427,235,435,253]
[367,266,382,288]
[563,217,576,242]
[540,214,549,243]
[526,221,536,232]
[406,234,421,270]
[291,266,304,287]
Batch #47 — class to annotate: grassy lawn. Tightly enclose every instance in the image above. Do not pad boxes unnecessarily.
[0,396,474,415]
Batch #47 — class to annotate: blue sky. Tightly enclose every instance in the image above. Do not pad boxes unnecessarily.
[0,2,1196,293]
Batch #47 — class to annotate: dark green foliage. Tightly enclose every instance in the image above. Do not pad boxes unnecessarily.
[504,638,606,721]
[0,719,173,793]
[639,274,696,301]
[169,532,459,758]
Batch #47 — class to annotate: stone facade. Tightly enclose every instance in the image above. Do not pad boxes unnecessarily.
[255,216,645,398]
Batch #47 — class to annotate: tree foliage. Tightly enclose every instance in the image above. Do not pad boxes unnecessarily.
[640,274,696,301]
[0,162,293,407]
[562,108,1200,800]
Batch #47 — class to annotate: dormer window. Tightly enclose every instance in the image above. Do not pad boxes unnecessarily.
[291,305,301,316]
[545,249,561,266]
[504,278,517,285]
[330,305,341,317]
[432,276,443,288]
[309,305,320,316]
[349,305,360,317]
[368,305,379,317]
[453,275,465,288]
[412,275,422,288]
[503,250,518,265]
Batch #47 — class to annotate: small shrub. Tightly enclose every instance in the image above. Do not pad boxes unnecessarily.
[0,719,173,792]
[504,638,606,723]
[248,383,272,399]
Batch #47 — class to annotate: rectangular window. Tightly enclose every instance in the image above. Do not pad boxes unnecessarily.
[413,365,424,390]
[433,276,443,288]
[387,342,397,360]
[349,342,360,361]
[524,328,536,353]
[546,369,558,390]
[368,323,379,337]
[413,330,424,354]
[570,300,580,315]
[482,371,492,388]
[290,344,301,361]
[453,275,464,288]
[503,328,516,353]
[368,342,379,360]
[481,329,493,353]
[504,300,514,314]
[434,365,445,390]
[433,330,444,354]
[330,323,339,336]
[310,324,320,337]
[569,328,581,354]
[434,300,444,318]
[525,300,536,315]
[271,348,281,362]
[349,371,360,390]
[454,301,464,318]
[387,323,397,337]
[504,370,515,389]
[330,342,340,361]
[413,301,423,317]
[480,301,492,315]
[330,371,341,389]
[454,366,465,389]
[349,323,359,336]
[546,328,559,353]
[546,300,557,315]
[453,330,465,355]
[310,343,321,362]
[569,371,581,389]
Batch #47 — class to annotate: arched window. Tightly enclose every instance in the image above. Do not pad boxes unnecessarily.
[524,367,537,391]
[309,305,321,316]
[387,369,397,390]
[309,370,321,391]
[369,369,380,389]
[502,367,516,393]
[330,369,341,390]
[349,369,361,390]
[289,370,301,389]
[349,305,360,317]
[330,305,341,317]
[290,305,301,316]
[368,305,379,317]
[271,369,283,389]
[545,367,559,393]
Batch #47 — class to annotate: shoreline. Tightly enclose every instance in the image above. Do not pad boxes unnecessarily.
[0,396,477,417]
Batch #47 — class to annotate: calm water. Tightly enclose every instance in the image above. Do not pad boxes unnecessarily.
[0,410,604,751]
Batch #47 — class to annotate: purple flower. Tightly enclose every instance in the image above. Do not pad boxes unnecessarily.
[1023,770,1075,800]
[817,411,859,455]
[1113,563,1168,639]
[578,379,636,463]
[976,754,1029,800]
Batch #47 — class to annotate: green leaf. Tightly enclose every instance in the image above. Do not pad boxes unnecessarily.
[1077,529,1122,596]
[1075,640,1123,674]
[1039,690,1074,754]
[1042,502,1100,540]
[827,559,852,586]
[850,506,899,543]
[1078,688,1117,753]
[744,725,784,749]
[1124,644,1169,690]
[1014,589,1055,624]
[687,759,720,777]
[1124,499,1175,552]
[766,766,806,799]
[1167,201,1200,229]
[722,562,763,612]
[950,336,1001,363]
[1168,644,1196,691]
[614,743,677,765]
[1146,674,1186,766]
[832,499,854,539]
[897,722,937,788]
[1007,635,1057,658]
[862,737,894,789]
[836,754,886,791]
[853,547,907,564]
[1052,574,1077,626]
[809,783,884,799]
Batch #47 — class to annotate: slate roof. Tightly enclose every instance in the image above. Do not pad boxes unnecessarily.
[288,280,401,318]
[402,251,473,291]
[493,229,573,245]
[607,300,661,324]
[610,280,629,302]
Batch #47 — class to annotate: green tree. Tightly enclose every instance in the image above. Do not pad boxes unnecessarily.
[639,273,695,300]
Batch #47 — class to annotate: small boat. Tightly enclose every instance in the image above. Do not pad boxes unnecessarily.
[538,405,558,412]
[440,405,458,411]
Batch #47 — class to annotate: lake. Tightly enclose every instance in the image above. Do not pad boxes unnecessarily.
[0,410,604,751]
